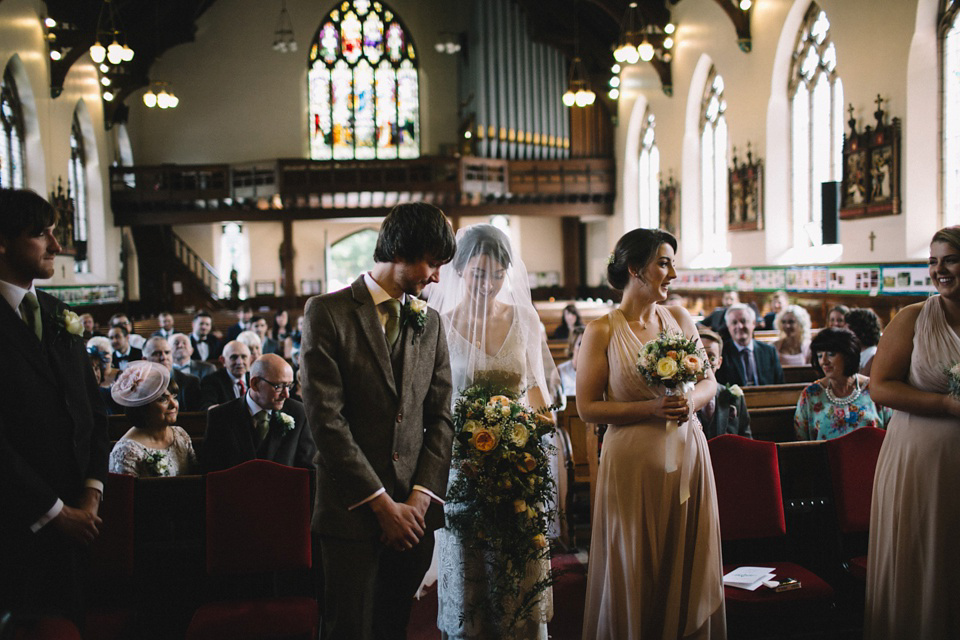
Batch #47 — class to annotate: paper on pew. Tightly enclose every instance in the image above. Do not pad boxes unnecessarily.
[723,566,776,591]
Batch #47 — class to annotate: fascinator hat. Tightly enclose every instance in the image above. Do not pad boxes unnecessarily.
[111,361,171,407]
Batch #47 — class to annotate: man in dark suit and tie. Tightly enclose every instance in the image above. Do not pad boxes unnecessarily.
[143,336,202,412]
[151,311,176,340]
[199,340,251,409]
[225,304,252,342]
[190,310,221,363]
[696,328,752,439]
[716,303,784,387]
[201,353,316,473]
[108,324,142,370]
[0,189,109,620]
[171,332,216,380]
[301,202,456,640]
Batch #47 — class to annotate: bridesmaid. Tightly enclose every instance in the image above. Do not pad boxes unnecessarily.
[577,229,725,639]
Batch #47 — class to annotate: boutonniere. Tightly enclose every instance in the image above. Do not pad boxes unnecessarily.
[61,309,84,337]
[144,450,171,477]
[403,297,428,344]
[271,411,297,433]
[725,383,744,398]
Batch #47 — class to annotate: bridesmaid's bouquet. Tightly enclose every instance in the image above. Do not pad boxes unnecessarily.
[447,374,559,635]
[636,330,709,389]
[946,362,960,398]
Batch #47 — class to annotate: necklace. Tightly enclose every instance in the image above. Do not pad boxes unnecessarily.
[824,376,862,406]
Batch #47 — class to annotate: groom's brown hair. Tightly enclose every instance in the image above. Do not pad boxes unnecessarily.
[373,202,456,264]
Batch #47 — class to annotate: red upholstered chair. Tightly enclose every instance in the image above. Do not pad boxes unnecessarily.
[708,435,835,626]
[9,618,83,640]
[185,460,317,640]
[85,473,138,640]
[825,426,886,581]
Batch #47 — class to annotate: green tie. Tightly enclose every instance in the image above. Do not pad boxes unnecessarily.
[20,292,41,341]
[383,298,402,346]
[254,410,271,443]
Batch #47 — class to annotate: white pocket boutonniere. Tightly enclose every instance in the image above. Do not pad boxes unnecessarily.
[726,384,744,398]
[144,450,171,477]
[62,309,84,336]
[404,297,428,344]
[273,411,297,433]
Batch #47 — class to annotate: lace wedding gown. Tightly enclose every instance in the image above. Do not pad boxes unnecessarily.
[436,305,553,640]
[582,308,725,640]
[865,295,960,638]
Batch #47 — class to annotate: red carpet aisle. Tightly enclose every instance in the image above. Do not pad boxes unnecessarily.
[407,553,587,640]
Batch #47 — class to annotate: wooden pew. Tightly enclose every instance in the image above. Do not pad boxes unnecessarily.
[784,365,818,384]
[741,383,806,409]
[555,395,600,545]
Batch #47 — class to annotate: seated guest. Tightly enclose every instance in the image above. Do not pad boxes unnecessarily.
[110,313,145,350]
[827,304,850,329]
[190,310,221,362]
[236,330,263,362]
[696,328,752,439]
[199,340,252,409]
[284,314,304,362]
[87,344,120,415]
[201,354,317,474]
[716,303,784,386]
[108,361,198,477]
[151,312,176,339]
[143,336,202,412]
[250,315,279,355]
[845,307,883,375]
[551,303,584,340]
[108,324,142,370]
[80,312,99,340]
[87,336,120,388]
[271,309,290,344]
[763,290,789,330]
[170,332,215,380]
[774,304,813,365]
[702,290,739,332]
[553,326,585,411]
[225,304,253,341]
[794,327,892,441]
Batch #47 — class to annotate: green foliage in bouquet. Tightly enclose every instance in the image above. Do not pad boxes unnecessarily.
[446,374,560,636]
[636,330,709,390]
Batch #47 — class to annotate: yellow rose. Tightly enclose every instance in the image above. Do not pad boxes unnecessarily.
[656,357,679,378]
[472,428,498,452]
[513,499,528,513]
[62,310,83,336]
[533,534,548,549]
[488,395,511,408]
[682,354,702,374]
[517,452,537,473]
[526,507,536,519]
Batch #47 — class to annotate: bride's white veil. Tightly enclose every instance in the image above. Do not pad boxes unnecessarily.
[428,224,555,410]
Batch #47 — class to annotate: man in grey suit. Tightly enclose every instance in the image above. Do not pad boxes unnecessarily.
[170,332,216,380]
[301,202,457,640]
[716,303,785,387]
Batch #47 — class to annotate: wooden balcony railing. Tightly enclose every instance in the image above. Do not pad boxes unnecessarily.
[110,156,614,223]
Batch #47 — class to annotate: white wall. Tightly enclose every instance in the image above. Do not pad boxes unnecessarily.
[0,0,122,289]
[613,0,937,273]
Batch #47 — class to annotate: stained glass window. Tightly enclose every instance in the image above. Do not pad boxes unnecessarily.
[0,65,25,188]
[942,1,960,225]
[638,111,660,229]
[701,68,728,253]
[308,1,419,161]
[789,3,843,247]
[68,110,89,273]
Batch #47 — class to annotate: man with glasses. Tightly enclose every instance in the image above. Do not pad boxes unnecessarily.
[200,353,316,474]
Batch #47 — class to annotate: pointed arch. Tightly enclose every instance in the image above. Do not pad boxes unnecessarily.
[307,0,420,161]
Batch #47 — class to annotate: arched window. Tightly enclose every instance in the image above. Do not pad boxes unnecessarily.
[308,0,420,161]
[942,0,960,225]
[0,65,25,188]
[327,228,378,292]
[68,111,89,273]
[700,68,728,253]
[219,223,250,299]
[638,111,660,229]
[789,3,843,247]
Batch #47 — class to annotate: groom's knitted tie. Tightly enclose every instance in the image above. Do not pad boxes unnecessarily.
[383,298,402,346]
[20,292,42,341]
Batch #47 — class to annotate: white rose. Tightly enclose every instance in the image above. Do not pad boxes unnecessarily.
[509,423,529,447]
[727,384,744,397]
[62,310,83,336]
[409,298,427,314]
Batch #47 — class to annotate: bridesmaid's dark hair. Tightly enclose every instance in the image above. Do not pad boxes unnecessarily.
[607,228,677,291]
[932,226,960,253]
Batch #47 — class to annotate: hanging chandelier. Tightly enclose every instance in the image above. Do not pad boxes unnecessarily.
[272,0,297,53]
[89,0,134,65]
[143,82,180,109]
[614,2,675,66]
[562,57,596,107]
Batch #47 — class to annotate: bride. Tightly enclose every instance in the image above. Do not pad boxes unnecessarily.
[429,223,556,639]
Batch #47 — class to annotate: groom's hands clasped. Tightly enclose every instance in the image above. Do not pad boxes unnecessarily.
[370,491,428,551]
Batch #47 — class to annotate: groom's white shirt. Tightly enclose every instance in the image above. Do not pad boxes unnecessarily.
[345,273,443,511]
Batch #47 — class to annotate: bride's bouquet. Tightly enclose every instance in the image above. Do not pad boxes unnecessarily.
[636,330,708,390]
[446,374,559,635]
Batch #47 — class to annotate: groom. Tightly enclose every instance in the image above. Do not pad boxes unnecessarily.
[301,202,457,640]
